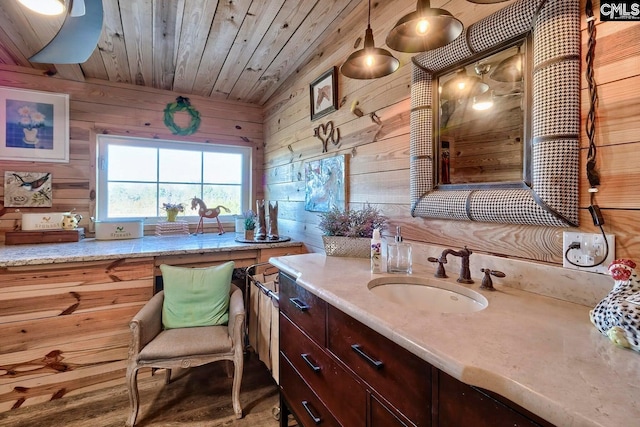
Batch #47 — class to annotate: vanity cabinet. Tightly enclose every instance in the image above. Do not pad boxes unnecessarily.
[279,272,428,426]
[435,370,554,427]
[278,272,556,427]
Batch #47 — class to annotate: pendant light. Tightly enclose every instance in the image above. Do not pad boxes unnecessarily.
[490,44,524,82]
[17,0,65,15]
[472,63,493,111]
[340,0,399,80]
[386,0,463,53]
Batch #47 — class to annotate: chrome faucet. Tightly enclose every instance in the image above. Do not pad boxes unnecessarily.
[428,246,474,284]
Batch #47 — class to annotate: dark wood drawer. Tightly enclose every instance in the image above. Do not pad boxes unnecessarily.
[280,313,366,427]
[436,370,555,427]
[371,395,412,427]
[279,272,326,345]
[280,351,340,427]
[327,305,432,426]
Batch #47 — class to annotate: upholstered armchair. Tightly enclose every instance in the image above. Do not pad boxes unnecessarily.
[125,282,245,426]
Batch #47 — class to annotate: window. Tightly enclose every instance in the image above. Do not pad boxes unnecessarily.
[97,135,251,223]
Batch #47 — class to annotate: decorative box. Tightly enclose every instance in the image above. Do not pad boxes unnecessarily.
[155,221,190,236]
[21,212,65,231]
[94,220,144,240]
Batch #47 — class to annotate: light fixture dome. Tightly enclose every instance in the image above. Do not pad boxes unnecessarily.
[18,0,65,15]
[341,27,399,80]
[341,0,399,80]
[386,0,463,53]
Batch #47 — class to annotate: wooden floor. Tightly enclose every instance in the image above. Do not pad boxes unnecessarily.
[0,353,294,427]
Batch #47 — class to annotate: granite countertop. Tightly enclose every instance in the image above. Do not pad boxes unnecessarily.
[0,233,301,267]
[270,253,640,427]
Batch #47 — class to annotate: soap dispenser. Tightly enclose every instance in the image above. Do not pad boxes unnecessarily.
[371,228,382,273]
[387,226,412,274]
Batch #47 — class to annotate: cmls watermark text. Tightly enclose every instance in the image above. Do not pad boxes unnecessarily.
[600,1,640,21]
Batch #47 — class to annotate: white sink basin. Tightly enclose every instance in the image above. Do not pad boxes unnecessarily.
[368,276,488,314]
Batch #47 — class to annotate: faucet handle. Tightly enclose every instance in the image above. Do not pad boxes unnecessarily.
[480,268,505,291]
[428,256,447,278]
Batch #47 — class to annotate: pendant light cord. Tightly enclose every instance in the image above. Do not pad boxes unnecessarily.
[585,0,600,195]
[565,0,610,269]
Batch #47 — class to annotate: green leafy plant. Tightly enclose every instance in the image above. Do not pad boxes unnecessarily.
[318,205,387,238]
[243,209,256,230]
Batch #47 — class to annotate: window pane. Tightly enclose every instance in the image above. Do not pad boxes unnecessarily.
[159,184,202,215]
[109,146,157,182]
[203,152,242,184]
[159,149,202,183]
[108,183,157,217]
[202,185,242,215]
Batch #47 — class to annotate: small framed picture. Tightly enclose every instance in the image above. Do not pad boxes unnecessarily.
[0,87,69,163]
[309,67,338,121]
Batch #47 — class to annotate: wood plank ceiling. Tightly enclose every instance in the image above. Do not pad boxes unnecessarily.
[0,0,361,105]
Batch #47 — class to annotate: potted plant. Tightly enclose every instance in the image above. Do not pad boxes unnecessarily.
[243,209,256,240]
[318,205,388,257]
[161,202,184,222]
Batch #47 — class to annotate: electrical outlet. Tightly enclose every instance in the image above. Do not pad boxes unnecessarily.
[562,232,615,274]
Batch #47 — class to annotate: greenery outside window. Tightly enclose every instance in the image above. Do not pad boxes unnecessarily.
[96,135,251,224]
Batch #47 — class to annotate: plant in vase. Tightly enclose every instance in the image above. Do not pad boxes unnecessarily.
[318,204,388,257]
[17,105,46,144]
[161,202,184,222]
[243,209,256,240]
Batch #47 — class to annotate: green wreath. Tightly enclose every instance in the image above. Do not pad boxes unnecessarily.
[164,96,201,136]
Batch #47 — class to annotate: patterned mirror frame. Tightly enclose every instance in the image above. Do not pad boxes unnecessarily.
[410,0,579,227]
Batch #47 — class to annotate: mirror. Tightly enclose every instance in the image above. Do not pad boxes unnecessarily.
[410,0,580,227]
[436,36,530,187]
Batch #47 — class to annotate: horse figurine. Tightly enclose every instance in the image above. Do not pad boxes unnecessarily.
[190,197,230,235]
[590,259,640,353]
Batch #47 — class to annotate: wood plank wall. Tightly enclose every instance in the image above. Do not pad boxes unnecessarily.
[0,65,264,241]
[262,0,640,265]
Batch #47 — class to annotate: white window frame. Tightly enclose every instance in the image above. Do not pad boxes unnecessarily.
[96,135,251,224]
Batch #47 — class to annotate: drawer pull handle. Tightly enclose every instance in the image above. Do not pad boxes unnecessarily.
[301,353,321,372]
[351,344,384,369]
[289,297,310,311]
[302,400,322,424]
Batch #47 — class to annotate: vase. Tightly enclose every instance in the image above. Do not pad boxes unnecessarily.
[166,210,179,222]
[23,128,38,144]
[244,229,255,240]
[322,235,371,258]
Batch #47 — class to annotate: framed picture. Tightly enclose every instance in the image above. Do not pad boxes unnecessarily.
[305,155,346,212]
[309,67,338,121]
[0,87,69,163]
[4,171,53,207]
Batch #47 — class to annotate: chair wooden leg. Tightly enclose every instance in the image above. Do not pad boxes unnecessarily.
[232,355,244,419]
[126,364,140,427]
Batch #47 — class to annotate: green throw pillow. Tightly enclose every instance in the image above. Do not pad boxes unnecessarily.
[160,261,234,329]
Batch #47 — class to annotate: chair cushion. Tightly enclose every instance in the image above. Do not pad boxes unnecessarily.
[160,261,234,329]
[138,326,233,360]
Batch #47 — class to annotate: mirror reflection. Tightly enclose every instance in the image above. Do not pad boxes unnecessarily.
[436,38,529,186]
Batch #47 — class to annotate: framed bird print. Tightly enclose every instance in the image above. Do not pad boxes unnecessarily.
[4,171,53,207]
[310,67,338,121]
[0,87,69,163]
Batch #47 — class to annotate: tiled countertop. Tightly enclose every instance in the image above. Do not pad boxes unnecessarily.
[0,233,301,267]
[270,253,640,427]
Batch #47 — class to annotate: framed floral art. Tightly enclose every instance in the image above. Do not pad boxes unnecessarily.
[0,87,69,163]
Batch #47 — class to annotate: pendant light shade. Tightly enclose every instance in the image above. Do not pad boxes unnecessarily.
[341,0,399,80]
[18,0,65,15]
[386,0,463,53]
[341,26,400,80]
[490,45,524,82]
